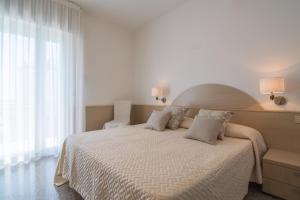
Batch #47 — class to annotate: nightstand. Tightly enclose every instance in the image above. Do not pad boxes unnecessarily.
[263,149,300,200]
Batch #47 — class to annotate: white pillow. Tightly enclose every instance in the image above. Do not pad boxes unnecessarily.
[225,123,262,138]
[179,117,194,129]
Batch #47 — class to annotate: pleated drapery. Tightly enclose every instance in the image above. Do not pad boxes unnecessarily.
[0,0,83,168]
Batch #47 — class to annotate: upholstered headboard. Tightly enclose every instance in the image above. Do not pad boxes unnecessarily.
[172,84,263,111]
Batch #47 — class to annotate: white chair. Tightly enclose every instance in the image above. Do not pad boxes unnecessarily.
[103,100,132,129]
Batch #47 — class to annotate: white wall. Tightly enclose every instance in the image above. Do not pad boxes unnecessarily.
[133,0,300,111]
[82,13,133,106]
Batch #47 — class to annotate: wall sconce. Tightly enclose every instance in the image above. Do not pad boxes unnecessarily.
[152,87,166,103]
[260,77,287,105]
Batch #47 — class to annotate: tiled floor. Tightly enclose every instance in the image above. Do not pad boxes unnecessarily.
[0,157,280,200]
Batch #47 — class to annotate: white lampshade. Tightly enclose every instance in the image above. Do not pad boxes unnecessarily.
[260,78,285,94]
[151,88,163,97]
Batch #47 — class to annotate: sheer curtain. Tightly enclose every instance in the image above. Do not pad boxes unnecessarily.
[0,0,83,168]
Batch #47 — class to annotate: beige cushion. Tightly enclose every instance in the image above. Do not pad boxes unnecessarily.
[145,110,172,131]
[164,106,188,130]
[198,109,233,140]
[185,116,225,145]
[179,117,194,129]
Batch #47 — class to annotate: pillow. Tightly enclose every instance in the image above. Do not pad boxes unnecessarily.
[164,106,188,129]
[185,116,225,145]
[145,110,172,131]
[198,109,233,139]
[179,117,194,129]
[225,123,264,140]
[183,108,198,118]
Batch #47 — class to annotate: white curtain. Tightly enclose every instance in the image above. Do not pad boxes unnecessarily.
[0,0,83,169]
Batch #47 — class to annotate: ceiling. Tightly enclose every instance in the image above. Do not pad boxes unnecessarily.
[71,0,188,29]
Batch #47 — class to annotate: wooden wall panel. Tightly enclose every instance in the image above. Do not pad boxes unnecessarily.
[86,105,113,131]
[131,104,165,125]
[131,105,300,153]
[86,105,164,131]
[86,104,300,153]
[231,111,300,153]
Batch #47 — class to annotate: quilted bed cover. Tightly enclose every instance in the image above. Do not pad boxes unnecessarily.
[54,124,266,200]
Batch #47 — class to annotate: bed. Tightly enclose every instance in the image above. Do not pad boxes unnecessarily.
[54,123,266,200]
[54,84,269,200]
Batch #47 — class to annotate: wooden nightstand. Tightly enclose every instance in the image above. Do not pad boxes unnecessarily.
[263,149,300,200]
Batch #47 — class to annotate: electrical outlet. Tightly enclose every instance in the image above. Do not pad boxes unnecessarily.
[295,115,300,124]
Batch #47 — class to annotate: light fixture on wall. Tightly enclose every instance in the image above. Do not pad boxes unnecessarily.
[152,87,166,103]
[260,77,286,105]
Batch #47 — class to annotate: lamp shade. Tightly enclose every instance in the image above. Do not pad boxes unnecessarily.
[260,78,285,94]
[151,88,163,97]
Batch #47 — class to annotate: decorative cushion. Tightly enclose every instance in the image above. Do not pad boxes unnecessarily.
[179,117,194,129]
[183,108,199,118]
[164,106,188,130]
[198,109,233,139]
[145,110,172,131]
[185,116,225,145]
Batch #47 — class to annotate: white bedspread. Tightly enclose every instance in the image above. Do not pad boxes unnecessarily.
[54,124,266,200]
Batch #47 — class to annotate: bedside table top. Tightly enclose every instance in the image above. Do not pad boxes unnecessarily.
[264,149,300,170]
